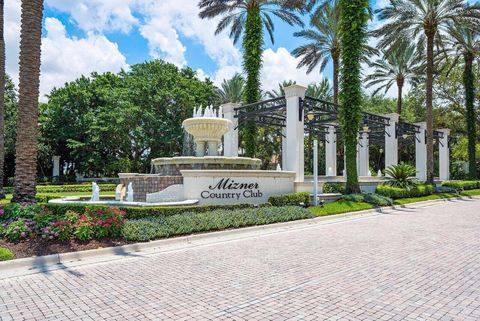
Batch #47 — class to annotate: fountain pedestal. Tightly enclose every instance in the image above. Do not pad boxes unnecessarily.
[182,117,232,157]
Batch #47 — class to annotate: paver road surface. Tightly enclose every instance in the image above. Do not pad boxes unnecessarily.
[1,199,480,320]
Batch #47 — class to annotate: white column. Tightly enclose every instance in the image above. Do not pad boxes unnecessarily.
[52,156,60,177]
[281,127,287,170]
[284,85,307,182]
[357,132,369,176]
[438,128,451,181]
[222,102,240,157]
[325,126,337,176]
[385,113,399,168]
[415,122,427,181]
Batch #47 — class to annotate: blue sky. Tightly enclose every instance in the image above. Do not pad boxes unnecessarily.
[4,0,399,100]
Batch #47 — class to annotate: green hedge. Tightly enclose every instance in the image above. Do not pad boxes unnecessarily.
[375,184,435,199]
[442,180,480,191]
[4,184,117,194]
[122,206,313,241]
[268,192,310,207]
[323,183,346,194]
[42,203,256,220]
[342,193,393,206]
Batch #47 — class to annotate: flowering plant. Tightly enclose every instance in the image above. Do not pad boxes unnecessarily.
[5,220,31,242]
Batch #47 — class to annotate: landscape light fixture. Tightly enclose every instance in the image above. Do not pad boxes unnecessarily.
[307,110,315,121]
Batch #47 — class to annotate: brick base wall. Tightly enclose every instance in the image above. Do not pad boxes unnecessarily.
[119,175,184,202]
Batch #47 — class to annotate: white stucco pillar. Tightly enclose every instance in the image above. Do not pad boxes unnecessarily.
[325,126,337,176]
[281,127,287,170]
[284,85,307,182]
[415,122,427,181]
[438,128,451,181]
[222,102,240,157]
[385,113,399,169]
[52,156,60,177]
[357,132,370,176]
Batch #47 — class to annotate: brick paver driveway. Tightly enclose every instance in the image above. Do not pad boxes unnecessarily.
[1,199,480,321]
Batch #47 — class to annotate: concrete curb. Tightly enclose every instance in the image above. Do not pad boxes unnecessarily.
[1,194,479,279]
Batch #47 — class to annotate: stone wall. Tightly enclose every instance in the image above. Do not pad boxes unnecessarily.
[118,174,183,202]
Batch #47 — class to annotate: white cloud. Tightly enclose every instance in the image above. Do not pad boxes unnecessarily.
[136,0,242,74]
[4,0,22,85]
[261,48,324,92]
[40,18,128,100]
[45,0,138,33]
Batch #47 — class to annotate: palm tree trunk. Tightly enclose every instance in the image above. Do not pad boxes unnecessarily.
[339,0,367,194]
[464,53,477,179]
[396,78,403,116]
[12,0,44,203]
[333,55,339,105]
[0,0,6,199]
[242,5,263,157]
[425,33,435,184]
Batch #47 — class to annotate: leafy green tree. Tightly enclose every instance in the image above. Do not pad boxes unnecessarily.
[293,0,340,103]
[339,0,370,193]
[2,75,17,185]
[218,73,245,103]
[199,0,305,156]
[42,60,217,177]
[442,23,480,179]
[365,45,421,116]
[375,0,480,183]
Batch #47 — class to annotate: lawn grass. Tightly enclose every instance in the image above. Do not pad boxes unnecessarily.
[309,201,374,217]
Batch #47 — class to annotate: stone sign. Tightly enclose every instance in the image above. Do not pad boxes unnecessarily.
[181,170,296,205]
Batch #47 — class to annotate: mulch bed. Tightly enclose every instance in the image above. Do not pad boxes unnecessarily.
[0,238,132,260]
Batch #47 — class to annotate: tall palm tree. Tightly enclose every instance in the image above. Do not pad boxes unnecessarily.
[12,0,44,203]
[339,0,370,193]
[292,0,340,103]
[365,45,421,116]
[375,0,480,183]
[306,79,333,100]
[266,80,297,98]
[199,0,304,157]
[443,22,480,179]
[218,73,245,103]
[0,0,5,199]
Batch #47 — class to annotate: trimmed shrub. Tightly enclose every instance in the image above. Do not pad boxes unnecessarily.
[442,180,480,191]
[42,203,255,220]
[341,194,365,203]
[376,184,434,199]
[0,247,14,261]
[364,194,393,206]
[323,183,346,194]
[4,184,117,194]
[268,192,310,207]
[122,206,313,242]
[342,193,393,206]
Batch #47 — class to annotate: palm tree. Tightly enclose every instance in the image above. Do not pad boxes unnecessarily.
[12,0,44,203]
[375,0,480,183]
[199,0,304,157]
[292,0,340,103]
[218,73,245,103]
[0,0,5,199]
[266,80,297,98]
[443,22,480,179]
[338,0,370,193]
[365,45,421,116]
[306,79,333,100]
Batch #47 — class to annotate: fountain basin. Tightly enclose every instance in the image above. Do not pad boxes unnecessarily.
[151,156,262,176]
[182,117,232,143]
